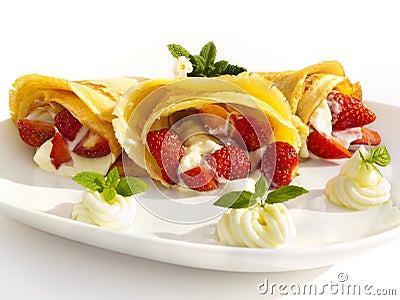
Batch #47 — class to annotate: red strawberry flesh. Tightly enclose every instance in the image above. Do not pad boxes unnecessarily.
[351,127,381,146]
[17,119,55,147]
[54,109,83,141]
[261,141,299,188]
[205,145,251,180]
[327,91,376,130]
[180,165,218,191]
[231,115,273,151]
[50,133,72,169]
[73,130,111,158]
[307,128,352,159]
[146,128,184,185]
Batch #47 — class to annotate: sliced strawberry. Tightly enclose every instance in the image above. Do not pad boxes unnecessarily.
[73,130,111,158]
[307,129,352,159]
[180,166,218,191]
[54,109,83,141]
[146,128,184,185]
[351,127,381,146]
[205,145,251,180]
[17,119,55,147]
[231,115,273,151]
[50,133,72,169]
[327,91,376,130]
[261,141,299,188]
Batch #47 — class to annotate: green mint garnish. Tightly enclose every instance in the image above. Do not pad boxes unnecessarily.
[167,41,247,77]
[359,145,391,176]
[213,190,256,209]
[363,145,391,167]
[73,167,149,202]
[213,177,308,209]
[264,185,309,205]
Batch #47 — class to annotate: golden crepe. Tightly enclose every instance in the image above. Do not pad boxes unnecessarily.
[257,60,362,124]
[113,73,308,188]
[9,74,139,176]
[257,61,381,160]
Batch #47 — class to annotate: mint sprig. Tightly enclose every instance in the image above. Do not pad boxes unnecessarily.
[361,145,391,166]
[167,41,247,77]
[359,145,391,176]
[213,177,308,209]
[73,167,149,202]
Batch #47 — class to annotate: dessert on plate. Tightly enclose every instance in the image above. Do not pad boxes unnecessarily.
[112,73,308,192]
[257,61,381,159]
[9,74,140,176]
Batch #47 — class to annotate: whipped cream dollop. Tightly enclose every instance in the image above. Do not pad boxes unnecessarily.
[325,146,391,210]
[217,203,296,248]
[179,134,222,172]
[309,99,333,137]
[33,127,114,177]
[72,190,138,230]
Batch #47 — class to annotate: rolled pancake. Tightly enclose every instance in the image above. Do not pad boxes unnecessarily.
[257,61,362,124]
[113,73,308,187]
[9,74,139,173]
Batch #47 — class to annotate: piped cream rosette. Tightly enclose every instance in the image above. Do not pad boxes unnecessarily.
[113,73,308,189]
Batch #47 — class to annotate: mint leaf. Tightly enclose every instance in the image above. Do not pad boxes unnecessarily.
[249,177,267,206]
[105,167,120,189]
[222,64,247,76]
[190,54,206,76]
[102,187,117,202]
[213,60,229,74]
[264,186,308,205]
[254,176,267,199]
[73,171,105,192]
[200,41,217,71]
[167,44,191,59]
[213,190,255,209]
[116,177,149,196]
[73,168,149,203]
[370,145,391,167]
[168,41,247,77]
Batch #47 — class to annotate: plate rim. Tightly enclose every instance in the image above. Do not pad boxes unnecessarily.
[1,100,400,272]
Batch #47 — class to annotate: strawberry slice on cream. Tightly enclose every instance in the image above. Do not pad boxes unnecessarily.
[305,91,381,159]
[18,106,114,177]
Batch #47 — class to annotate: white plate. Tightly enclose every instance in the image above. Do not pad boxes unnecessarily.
[1,102,400,272]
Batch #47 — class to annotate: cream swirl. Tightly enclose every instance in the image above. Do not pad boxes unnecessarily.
[72,190,137,230]
[326,146,391,210]
[217,203,296,248]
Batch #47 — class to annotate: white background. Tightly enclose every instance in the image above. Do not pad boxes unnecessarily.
[1,0,399,299]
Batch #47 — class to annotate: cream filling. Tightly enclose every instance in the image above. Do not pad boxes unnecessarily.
[34,126,114,177]
[179,134,222,172]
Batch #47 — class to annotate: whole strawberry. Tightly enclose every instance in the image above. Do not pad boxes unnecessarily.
[327,91,376,130]
[231,115,273,151]
[146,128,184,185]
[205,145,251,180]
[261,141,299,188]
